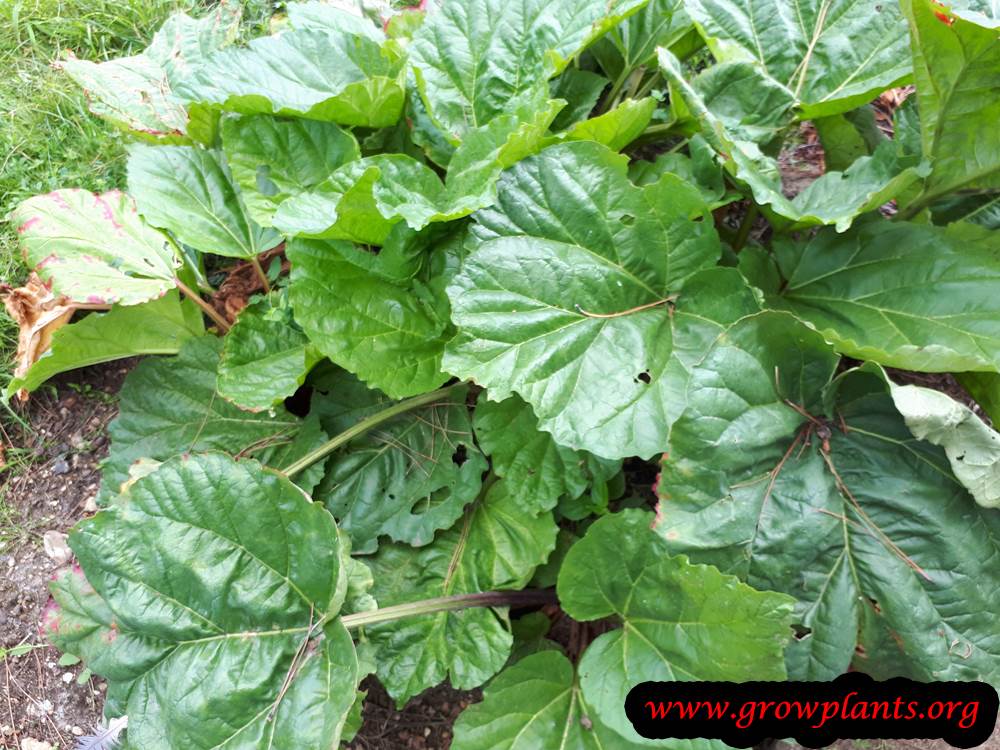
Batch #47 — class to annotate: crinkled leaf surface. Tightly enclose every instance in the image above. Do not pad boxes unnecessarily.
[903,0,1000,204]
[444,141,761,459]
[11,189,178,306]
[60,4,240,138]
[409,0,649,140]
[684,0,911,117]
[273,96,563,239]
[629,135,728,206]
[99,336,325,502]
[451,650,650,750]
[288,235,456,398]
[669,56,797,143]
[273,156,404,244]
[756,220,1000,372]
[473,394,621,513]
[217,293,321,411]
[127,145,282,259]
[221,114,360,227]
[310,369,486,553]
[6,290,203,400]
[654,317,1000,684]
[367,481,558,705]
[660,52,926,231]
[888,382,1000,509]
[175,28,405,127]
[558,510,795,744]
[50,453,359,750]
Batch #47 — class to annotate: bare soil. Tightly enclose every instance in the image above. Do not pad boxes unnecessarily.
[1,362,129,749]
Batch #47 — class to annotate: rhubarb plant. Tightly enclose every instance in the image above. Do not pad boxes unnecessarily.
[6,0,1000,747]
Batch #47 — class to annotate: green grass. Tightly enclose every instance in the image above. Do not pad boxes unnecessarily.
[0,0,208,377]
[0,0,272,394]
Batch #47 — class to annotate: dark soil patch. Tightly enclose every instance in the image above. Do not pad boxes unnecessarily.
[346,679,478,750]
[1,361,130,749]
[778,122,826,199]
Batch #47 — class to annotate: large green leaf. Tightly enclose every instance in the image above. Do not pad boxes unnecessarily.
[549,68,608,131]
[99,336,326,502]
[629,134,728,207]
[273,96,563,239]
[654,316,1000,684]
[451,650,649,750]
[288,234,458,398]
[367,480,558,705]
[220,115,360,227]
[659,51,927,231]
[174,28,405,127]
[887,381,1000,509]
[10,189,179,305]
[473,394,621,513]
[310,369,487,553]
[273,156,404,244]
[754,220,1000,372]
[901,0,1000,211]
[217,293,322,411]
[556,97,657,151]
[286,0,386,41]
[59,4,240,139]
[49,453,359,749]
[408,0,649,140]
[558,510,795,744]
[127,145,282,259]
[444,141,762,459]
[684,0,911,117]
[6,290,203,401]
[590,0,693,82]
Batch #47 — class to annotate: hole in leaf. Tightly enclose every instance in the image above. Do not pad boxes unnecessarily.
[637,370,651,384]
[793,625,812,641]
[619,213,636,226]
[452,445,467,466]
[868,597,882,614]
[283,385,313,417]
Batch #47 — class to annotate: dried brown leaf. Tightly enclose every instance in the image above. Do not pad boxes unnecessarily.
[1,273,109,401]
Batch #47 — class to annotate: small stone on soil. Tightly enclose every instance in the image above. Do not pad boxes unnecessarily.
[42,531,72,565]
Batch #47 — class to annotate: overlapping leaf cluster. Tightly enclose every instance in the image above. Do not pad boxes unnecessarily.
[9,0,1000,746]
